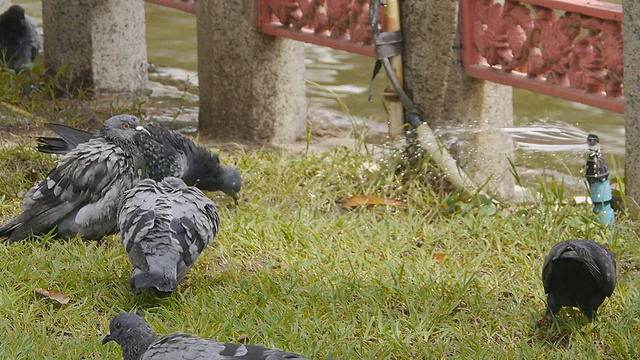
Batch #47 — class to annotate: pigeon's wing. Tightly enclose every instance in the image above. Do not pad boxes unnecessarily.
[36,124,96,154]
[166,185,220,281]
[1,139,131,241]
[134,125,187,181]
[573,240,617,297]
[143,333,226,360]
[143,333,309,360]
[541,241,570,293]
[118,179,163,256]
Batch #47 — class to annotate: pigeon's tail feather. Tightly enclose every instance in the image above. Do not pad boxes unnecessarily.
[130,267,178,293]
[36,137,75,154]
[0,220,20,242]
[130,247,180,293]
[46,123,95,147]
[36,124,95,155]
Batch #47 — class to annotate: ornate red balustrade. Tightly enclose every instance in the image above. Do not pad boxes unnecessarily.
[145,0,623,114]
[145,0,196,14]
[256,0,386,58]
[461,0,623,113]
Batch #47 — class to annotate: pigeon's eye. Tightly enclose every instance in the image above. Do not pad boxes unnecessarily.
[115,322,122,330]
[122,123,129,129]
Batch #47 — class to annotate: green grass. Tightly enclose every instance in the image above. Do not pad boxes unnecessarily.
[0,138,638,359]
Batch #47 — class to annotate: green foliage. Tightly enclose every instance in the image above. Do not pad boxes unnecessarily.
[0,143,638,359]
[0,64,148,128]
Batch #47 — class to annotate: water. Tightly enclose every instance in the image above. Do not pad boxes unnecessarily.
[14,1,626,187]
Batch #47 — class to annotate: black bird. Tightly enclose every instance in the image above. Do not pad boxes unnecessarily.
[542,239,617,322]
[36,122,242,202]
[0,115,149,242]
[103,313,310,360]
[118,177,220,293]
[0,5,42,71]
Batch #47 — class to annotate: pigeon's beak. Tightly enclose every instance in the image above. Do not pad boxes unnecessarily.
[135,125,151,136]
[102,333,113,345]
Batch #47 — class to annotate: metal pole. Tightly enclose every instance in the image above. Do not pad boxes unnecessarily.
[382,0,405,139]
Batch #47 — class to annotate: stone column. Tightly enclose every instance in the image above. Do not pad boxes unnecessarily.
[197,1,306,144]
[623,0,640,215]
[41,0,147,92]
[401,0,515,200]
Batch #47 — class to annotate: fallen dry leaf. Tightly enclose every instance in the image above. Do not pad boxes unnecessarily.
[35,288,71,304]
[432,253,445,264]
[237,334,250,344]
[343,195,407,209]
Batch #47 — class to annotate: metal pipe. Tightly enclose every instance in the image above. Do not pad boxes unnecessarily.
[381,0,405,139]
[370,0,483,197]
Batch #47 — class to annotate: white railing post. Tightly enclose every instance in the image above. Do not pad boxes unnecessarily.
[41,0,148,92]
[196,0,306,144]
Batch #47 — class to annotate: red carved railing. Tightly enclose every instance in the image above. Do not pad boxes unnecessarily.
[461,0,623,113]
[256,0,386,58]
[145,0,196,14]
[147,0,624,114]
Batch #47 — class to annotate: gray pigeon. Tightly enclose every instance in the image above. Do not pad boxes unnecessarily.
[118,177,220,293]
[0,115,150,242]
[0,5,42,72]
[36,122,242,202]
[542,239,617,322]
[103,313,310,360]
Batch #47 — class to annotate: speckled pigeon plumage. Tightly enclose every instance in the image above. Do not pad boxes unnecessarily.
[103,313,310,360]
[36,122,242,202]
[0,115,149,242]
[542,239,617,322]
[118,177,220,293]
[0,5,42,71]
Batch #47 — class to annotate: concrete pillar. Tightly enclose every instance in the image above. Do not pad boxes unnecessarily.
[623,0,640,215]
[41,0,147,92]
[401,0,515,200]
[196,1,306,144]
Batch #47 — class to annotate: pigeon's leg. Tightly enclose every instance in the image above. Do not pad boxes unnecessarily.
[578,304,596,322]
[545,294,561,321]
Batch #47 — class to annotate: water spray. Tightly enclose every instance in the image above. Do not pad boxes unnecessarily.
[585,134,614,227]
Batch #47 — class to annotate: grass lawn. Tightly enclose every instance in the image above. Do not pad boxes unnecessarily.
[0,136,637,359]
[0,67,638,359]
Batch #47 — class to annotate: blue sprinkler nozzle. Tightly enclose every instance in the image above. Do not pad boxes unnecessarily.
[585,134,615,227]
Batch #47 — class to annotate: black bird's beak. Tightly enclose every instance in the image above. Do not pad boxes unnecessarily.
[102,333,113,345]
[223,190,238,204]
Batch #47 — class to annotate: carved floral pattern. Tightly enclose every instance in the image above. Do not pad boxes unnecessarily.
[470,0,623,97]
[263,0,386,46]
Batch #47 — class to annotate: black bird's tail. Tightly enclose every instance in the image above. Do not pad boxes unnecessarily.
[36,123,95,155]
[36,137,75,154]
[0,220,20,242]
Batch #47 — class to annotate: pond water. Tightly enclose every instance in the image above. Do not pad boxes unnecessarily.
[16,1,626,189]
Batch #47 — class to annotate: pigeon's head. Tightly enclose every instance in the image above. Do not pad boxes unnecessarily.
[103,313,157,359]
[100,115,151,142]
[6,5,25,19]
[0,5,27,32]
[198,164,242,203]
